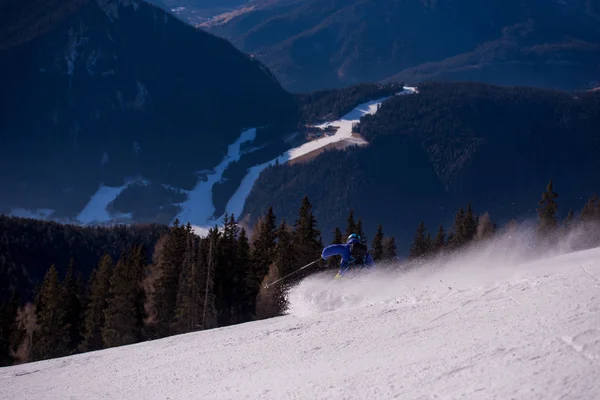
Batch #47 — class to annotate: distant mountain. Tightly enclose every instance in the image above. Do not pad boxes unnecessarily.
[241,82,600,253]
[0,0,298,225]
[201,0,600,92]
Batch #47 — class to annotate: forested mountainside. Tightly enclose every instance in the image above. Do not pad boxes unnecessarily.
[0,0,297,222]
[201,0,600,92]
[242,82,600,250]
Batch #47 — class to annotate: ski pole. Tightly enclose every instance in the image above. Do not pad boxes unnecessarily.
[263,259,320,289]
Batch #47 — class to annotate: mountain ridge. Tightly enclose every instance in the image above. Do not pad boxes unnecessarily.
[199,0,600,92]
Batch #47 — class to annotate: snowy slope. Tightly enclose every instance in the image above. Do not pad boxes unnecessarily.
[3,226,599,399]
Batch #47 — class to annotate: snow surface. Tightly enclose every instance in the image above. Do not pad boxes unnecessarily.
[3,225,599,400]
[174,128,257,235]
[77,184,131,224]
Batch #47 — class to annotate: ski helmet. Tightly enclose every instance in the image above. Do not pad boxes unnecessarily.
[347,233,361,243]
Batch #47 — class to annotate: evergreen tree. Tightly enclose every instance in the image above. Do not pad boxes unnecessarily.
[565,208,574,230]
[448,207,465,248]
[32,265,69,360]
[102,247,146,348]
[292,196,322,272]
[152,221,188,337]
[426,233,433,254]
[81,254,113,352]
[270,220,296,314]
[202,227,219,329]
[276,220,296,279]
[462,203,477,243]
[236,228,251,320]
[215,215,239,326]
[537,180,559,237]
[371,225,384,261]
[475,212,495,241]
[62,257,84,353]
[174,229,199,334]
[382,237,397,260]
[346,210,357,237]
[128,245,148,340]
[356,218,365,241]
[409,222,429,259]
[0,290,20,366]
[247,207,277,318]
[434,224,446,252]
[580,193,598,223]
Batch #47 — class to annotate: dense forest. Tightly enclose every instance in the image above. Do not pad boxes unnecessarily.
[2,180,599,367]
[243,82,600,249]
[296,82,404,124]
[0,196,397,366]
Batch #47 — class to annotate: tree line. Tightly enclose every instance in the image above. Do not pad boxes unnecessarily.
[0,196,397,366]
[2,180,598,366]
[406,180,600,262]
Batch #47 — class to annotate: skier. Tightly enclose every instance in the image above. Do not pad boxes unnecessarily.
[321,233,375,279]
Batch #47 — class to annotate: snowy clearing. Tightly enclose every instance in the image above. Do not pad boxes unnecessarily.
[77,183,131,224]
[174,128,257,234]
[3,225,599,400]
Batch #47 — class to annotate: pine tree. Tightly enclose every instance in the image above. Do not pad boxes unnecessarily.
[0,290,20,366]
[371,225,384,261]
[62,257,84,353]
[537,180,559,237]
[276,220,296,279]
[236,228,251,321]
[292,196,322,273]
[246,207,277,318]
[102,247,146,348]
[565,208,574,230]
[202,227,219,329]
[382,237,397,260]
[152,221,188,337]
[580,193,598,223]
[215,215,239,326]
[346,209,357,237]
[80,254,113,352]
[128,245,148,340]
[261,220,295,316]
[409,222,429,259]
[32,265,69,360]
[448,207,465,249]
[426,233,433,254]
[462,203,477,243]
[434,224,446,252]
[356,218,365,241]
[475,212,495,241]
[173,229,199,334]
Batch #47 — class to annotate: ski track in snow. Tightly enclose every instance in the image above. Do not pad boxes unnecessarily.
[3,228,600,400]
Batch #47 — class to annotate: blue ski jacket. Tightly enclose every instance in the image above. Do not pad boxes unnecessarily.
[321,238,375,273]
